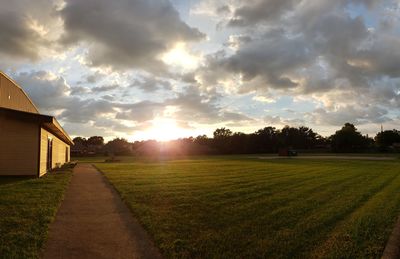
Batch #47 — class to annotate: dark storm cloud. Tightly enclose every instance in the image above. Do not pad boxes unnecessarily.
[59,0,205,72]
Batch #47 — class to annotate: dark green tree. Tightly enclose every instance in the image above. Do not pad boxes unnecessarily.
[213,128,233,153]
[375,130,400,151]
[330,123,371,152]
[105,138,132,155]
[87,136,104,146]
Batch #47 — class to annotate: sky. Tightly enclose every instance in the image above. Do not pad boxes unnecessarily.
[1,0,400,141]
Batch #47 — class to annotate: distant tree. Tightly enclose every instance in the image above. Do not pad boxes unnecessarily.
[330,123,371,152]
[87,136,104,146]
[213,128,233,153]
[71,137,88,156]
[375,130,400,151]
[213,128,233,139]
[230,132,248,154]
[72,137,87,146]
[105,138,132,155]
[194,135,210,146]
[276,126,319,150]
[253,127,279,153]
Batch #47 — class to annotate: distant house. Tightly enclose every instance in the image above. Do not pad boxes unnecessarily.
[0,71,73,177]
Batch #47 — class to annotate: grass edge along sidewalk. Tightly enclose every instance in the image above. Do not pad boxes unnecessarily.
[0,171,72,258]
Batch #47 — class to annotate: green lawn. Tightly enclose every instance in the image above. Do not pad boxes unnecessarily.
[95,157,400,258]
[0,171,72,258]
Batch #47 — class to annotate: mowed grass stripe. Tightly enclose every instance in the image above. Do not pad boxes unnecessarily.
[262,169,399,257]
[111,161,355,202]
[97,158,400,258]
[313,171,400,258]
[211,169,396,257]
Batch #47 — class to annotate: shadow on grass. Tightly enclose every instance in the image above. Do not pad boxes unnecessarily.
[0,176,32,186]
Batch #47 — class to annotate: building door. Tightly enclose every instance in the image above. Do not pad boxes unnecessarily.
[47,138,53,171]
[65,146,69,163]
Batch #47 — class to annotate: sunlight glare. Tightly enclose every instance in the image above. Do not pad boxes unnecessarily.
[161,42,200,70]
[136,118,190,141]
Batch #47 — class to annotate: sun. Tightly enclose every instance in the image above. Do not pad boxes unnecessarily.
[137,118,190,141]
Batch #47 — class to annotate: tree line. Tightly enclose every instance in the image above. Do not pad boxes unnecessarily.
[71,123,400,157]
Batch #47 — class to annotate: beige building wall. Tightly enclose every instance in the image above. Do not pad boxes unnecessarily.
[0,73,39,114]
[0,116,39,176]
[39,128,70,176]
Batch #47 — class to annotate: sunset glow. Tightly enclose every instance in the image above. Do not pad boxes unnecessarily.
[135,118,191,141]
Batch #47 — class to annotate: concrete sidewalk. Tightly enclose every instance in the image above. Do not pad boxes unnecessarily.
[43,164,162,259]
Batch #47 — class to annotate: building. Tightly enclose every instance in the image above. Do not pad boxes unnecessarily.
[0,71,73,177]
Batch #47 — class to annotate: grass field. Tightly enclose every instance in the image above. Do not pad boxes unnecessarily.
[0,171,72,258]
[94,157,400,258]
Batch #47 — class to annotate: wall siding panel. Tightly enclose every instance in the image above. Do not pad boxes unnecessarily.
[0,116,39,176]
[39,128,70,176]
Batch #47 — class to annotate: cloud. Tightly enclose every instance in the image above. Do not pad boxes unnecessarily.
[165,85,254,124]
[14,70,71,111]
[59,0,205,72]
[193,0,400,127]
[310,106,392,126]
[0,12,44,60]
[92,84,119,92]
[0,0,63,61]
[130,76,172,92]
[264,115,305,126]
[227,0,380,27]
[70,86,90,95]
[115,84,253,125]
[228,0,297,27]
[16,70,254,132]
[14,70,116,123]
[58,99,116,123]
[4,1,399,139]
[85,71,105,84]
[116,101,164,122]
